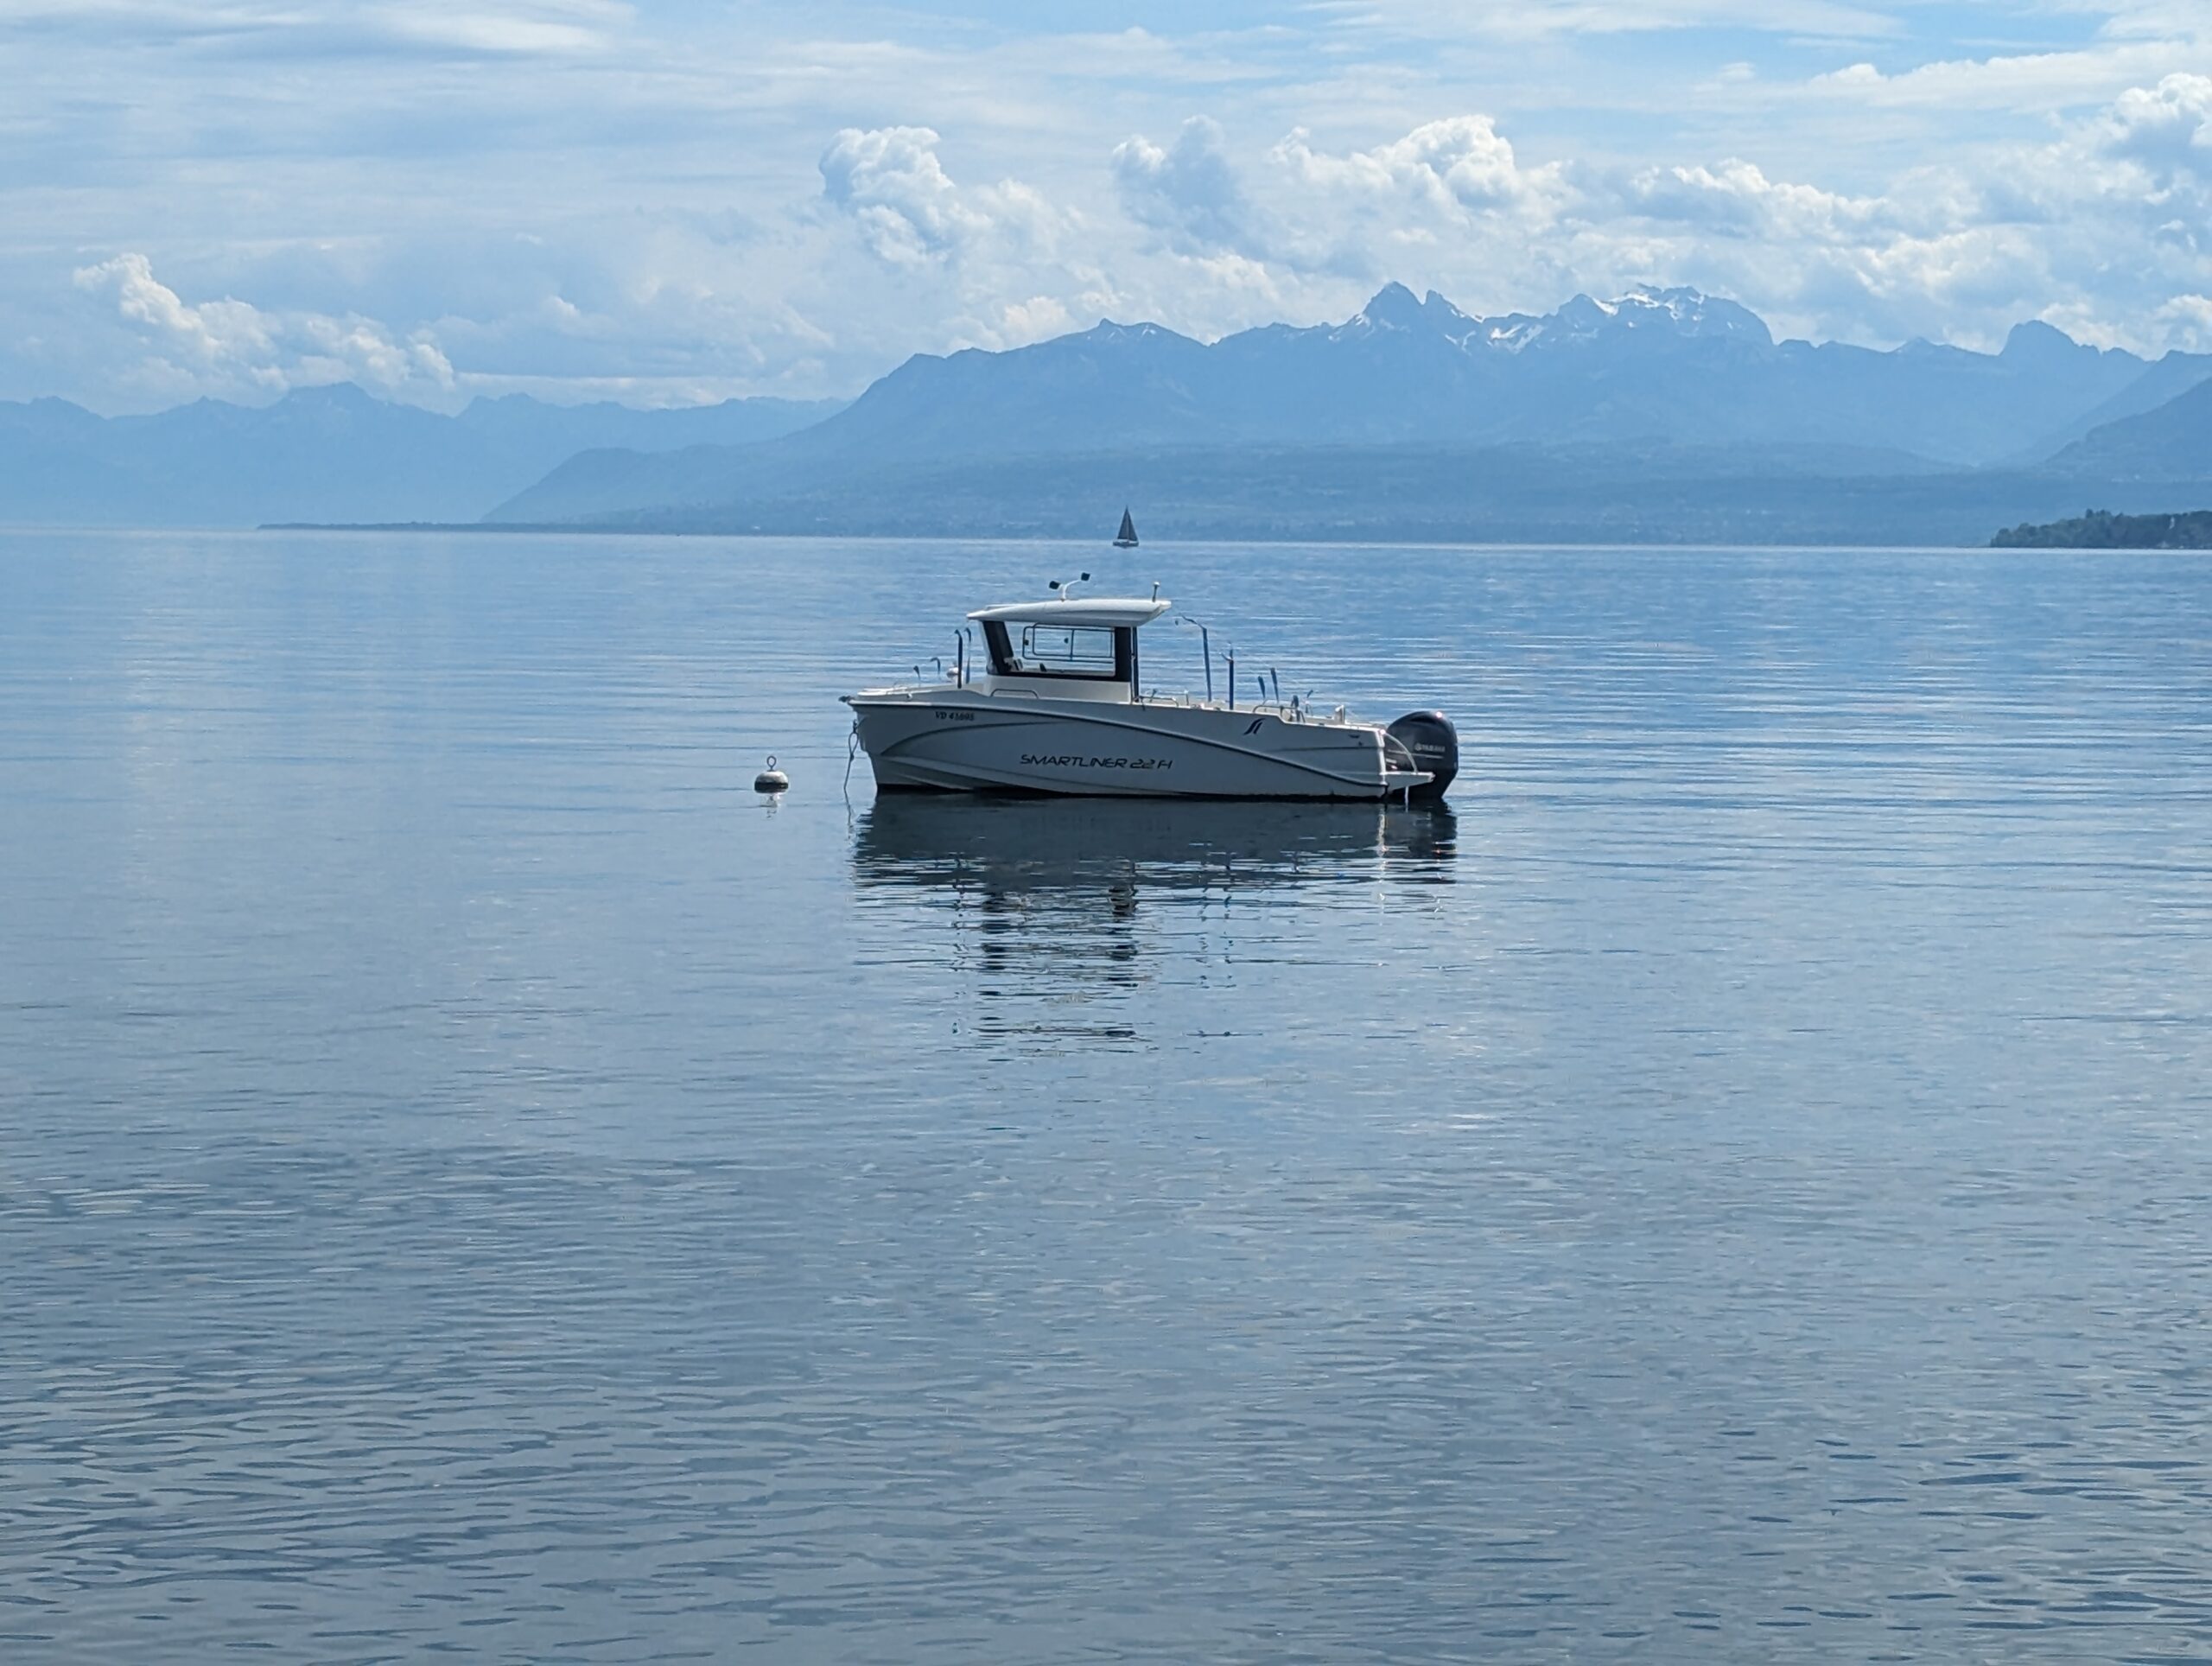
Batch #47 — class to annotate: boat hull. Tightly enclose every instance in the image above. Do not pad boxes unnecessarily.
[849,690,1417,800]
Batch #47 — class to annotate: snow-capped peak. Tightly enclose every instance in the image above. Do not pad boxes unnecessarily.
[1469,285,1774,353]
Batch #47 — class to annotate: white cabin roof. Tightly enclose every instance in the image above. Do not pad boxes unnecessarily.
[968,597,1171,628]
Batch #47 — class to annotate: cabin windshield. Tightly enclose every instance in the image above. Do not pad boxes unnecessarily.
[982,620,1135,682]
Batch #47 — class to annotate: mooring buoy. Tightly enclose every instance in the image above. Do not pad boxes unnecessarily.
[753,754,789,793]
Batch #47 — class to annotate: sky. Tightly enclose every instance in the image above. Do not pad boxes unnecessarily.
[4,0,2209,412]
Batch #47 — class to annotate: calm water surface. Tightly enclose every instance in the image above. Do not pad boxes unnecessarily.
[3,531,2210,1662]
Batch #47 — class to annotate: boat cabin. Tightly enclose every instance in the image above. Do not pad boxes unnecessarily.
[966,597,1170,703]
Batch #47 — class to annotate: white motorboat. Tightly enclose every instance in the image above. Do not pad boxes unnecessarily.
[842,584,1458,801]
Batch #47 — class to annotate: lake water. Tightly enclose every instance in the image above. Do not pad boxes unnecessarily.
[3,531,2210,1663]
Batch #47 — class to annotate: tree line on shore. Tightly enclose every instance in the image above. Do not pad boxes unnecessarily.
[1991,509,2212,549]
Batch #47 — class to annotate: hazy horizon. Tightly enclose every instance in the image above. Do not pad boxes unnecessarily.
[5,277,2183,422]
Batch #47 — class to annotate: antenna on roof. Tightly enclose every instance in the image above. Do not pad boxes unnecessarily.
[1176,614,1214,703]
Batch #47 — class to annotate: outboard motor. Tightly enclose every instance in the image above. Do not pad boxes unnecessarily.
[1386,710,1459,799]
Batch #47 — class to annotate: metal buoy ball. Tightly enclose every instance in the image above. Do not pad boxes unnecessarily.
[753,754,790,793]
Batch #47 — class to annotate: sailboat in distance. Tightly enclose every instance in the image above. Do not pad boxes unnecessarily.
[1113,508,1139,548]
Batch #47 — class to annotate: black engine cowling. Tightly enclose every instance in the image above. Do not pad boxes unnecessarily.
[1386,710,1459,799]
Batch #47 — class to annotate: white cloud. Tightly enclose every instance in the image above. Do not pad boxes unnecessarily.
[817,125,1063,272]
[1611,159,1886,240]
[76,252,280,378]
[1331,0,1903,43]
[996,294,1073,343]
[819,126,987,267]
[0,0,633,55]
[805,125,1118,367]
[73,252,455,404]
[1101,115,1573,284]
[1111,118,1260,258]
[1807,40,2197,111]
[2150,292,2212,349]
[369,5,615,58]
[1274,116,1560,218]
[2101,72,2212,187]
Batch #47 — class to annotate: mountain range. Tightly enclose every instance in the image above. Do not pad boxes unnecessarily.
[2043,374,2212,480]
[4,283,2209,542]
[490,283,2212,535]
[0,385,842,527]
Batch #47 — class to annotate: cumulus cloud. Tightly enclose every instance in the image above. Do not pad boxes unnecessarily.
[77,252,280,375]
[996,294,1073,344]
[2101,72,2212,188]
[817,125,1061,270]
[819,126,984,266]
[73,252,454,403]
[1611,159,1888,241]
[1246,117,1573,279]
[1110,118,1258,257]
[2151,292,2212,349]
[1274,116,1559,217]
[1099,114,1571,290]
[804,124,1115,369]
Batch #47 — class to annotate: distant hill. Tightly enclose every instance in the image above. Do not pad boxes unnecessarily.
[488,283,2185,531]
[2015,350,2212,461]
[1992,509,2212,549]
[13,282,2211,543]
[0,385,844,527]
[2044,377,2212,480]
[483,441,2212,549]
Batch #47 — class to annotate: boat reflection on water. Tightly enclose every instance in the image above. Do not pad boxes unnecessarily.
[855,794,1459,889]
[852,796,1456,1047]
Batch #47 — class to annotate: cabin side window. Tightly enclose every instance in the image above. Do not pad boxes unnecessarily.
[981,622,1135,682]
